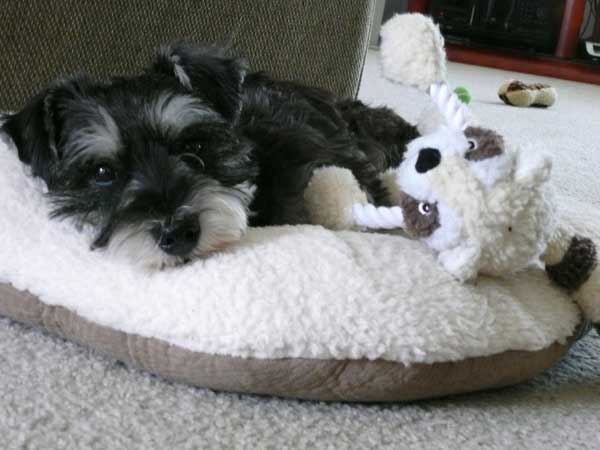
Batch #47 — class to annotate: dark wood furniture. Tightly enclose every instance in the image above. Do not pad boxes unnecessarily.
[408,0,600,84]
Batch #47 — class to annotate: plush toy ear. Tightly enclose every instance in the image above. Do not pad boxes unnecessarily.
[1,76,88,185]
[515,150,552,187]
[151,43,247,123]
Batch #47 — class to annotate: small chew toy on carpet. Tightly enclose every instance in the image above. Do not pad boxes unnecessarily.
[498,80,557,108]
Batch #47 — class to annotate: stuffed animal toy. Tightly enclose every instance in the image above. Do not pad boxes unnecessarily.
[303,13,600,328]
[352,82,556,282]
[498,80,557,108]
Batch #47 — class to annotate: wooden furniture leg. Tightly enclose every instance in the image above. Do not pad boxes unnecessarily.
[555,0,586,58]
[407,0,428,13]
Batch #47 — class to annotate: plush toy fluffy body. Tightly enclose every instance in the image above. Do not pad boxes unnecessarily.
[304,13,600,327]
[353,83,556,282]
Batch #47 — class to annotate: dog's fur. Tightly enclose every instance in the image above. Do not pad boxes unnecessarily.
[2,43,418,267]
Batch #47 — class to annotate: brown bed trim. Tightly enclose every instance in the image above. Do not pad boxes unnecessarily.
[0,283,572,402]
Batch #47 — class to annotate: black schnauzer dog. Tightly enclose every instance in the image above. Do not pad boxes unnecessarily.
[2,43,418,267]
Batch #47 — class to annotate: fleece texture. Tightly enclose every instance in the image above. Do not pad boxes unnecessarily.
[0,132,582,364]
[379,13,447,90]
[2,52,600,450]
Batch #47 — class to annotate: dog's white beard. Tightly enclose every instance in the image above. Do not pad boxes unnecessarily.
[107,224,177,269]
[189,182,252,259]
[106,182,252,269]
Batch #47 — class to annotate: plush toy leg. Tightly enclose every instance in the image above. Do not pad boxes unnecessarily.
[544,225,600,326]
[380,13,447,90]
[437,245,481,282]
[303,166,367,230]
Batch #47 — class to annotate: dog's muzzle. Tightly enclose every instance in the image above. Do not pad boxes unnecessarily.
[153,213,200,256]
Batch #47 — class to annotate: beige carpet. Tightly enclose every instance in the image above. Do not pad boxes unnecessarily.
[1,51,599,449]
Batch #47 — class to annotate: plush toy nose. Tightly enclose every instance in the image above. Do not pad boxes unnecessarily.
[415,148,441,173]
[157,214,200,256]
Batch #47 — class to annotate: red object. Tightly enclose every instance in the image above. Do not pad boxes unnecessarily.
[407,0,428,13]
[447,44,600,85]
[555,0,586,58]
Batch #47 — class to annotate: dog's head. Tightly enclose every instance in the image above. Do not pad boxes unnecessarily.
[2,43,257,268]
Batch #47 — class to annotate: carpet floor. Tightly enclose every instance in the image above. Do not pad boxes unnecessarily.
[1,50,599,450]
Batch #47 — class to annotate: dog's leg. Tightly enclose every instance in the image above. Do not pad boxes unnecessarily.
[300,101,420,229]
[336,98,420,172]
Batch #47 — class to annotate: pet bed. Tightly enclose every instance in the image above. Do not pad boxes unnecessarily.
[0,132,588,401]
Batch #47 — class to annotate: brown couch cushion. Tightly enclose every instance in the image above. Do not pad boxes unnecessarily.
[0,0,375,110]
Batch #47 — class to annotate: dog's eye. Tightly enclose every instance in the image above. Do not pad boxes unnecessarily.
[180,153,205,171]
[185,143,203,153]
[93,165,116,186]
[418,202,432,216]
[467,139,477,150]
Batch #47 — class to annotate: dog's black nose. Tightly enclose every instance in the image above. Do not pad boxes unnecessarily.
[158,215,200,256]
[415,148,441,173]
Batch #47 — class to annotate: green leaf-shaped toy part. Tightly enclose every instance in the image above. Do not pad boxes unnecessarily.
[454,86,471,105]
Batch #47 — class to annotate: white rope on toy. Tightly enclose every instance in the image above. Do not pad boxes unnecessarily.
[430,83,468,131]
[352,203,405,230]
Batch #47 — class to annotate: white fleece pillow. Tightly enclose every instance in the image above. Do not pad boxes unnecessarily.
[0,133,581,365]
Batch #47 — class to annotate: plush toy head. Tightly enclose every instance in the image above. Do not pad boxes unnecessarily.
[354,84,556,281]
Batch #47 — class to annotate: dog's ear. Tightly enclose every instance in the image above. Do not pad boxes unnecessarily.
[2,76,88,184]
[150,43,247,122]
[2,90,58,183]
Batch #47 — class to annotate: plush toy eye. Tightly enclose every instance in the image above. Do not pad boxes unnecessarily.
[180,153,205,171]
[93,165,116,186]
[418,202,432,216]
[467,139,477,150]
